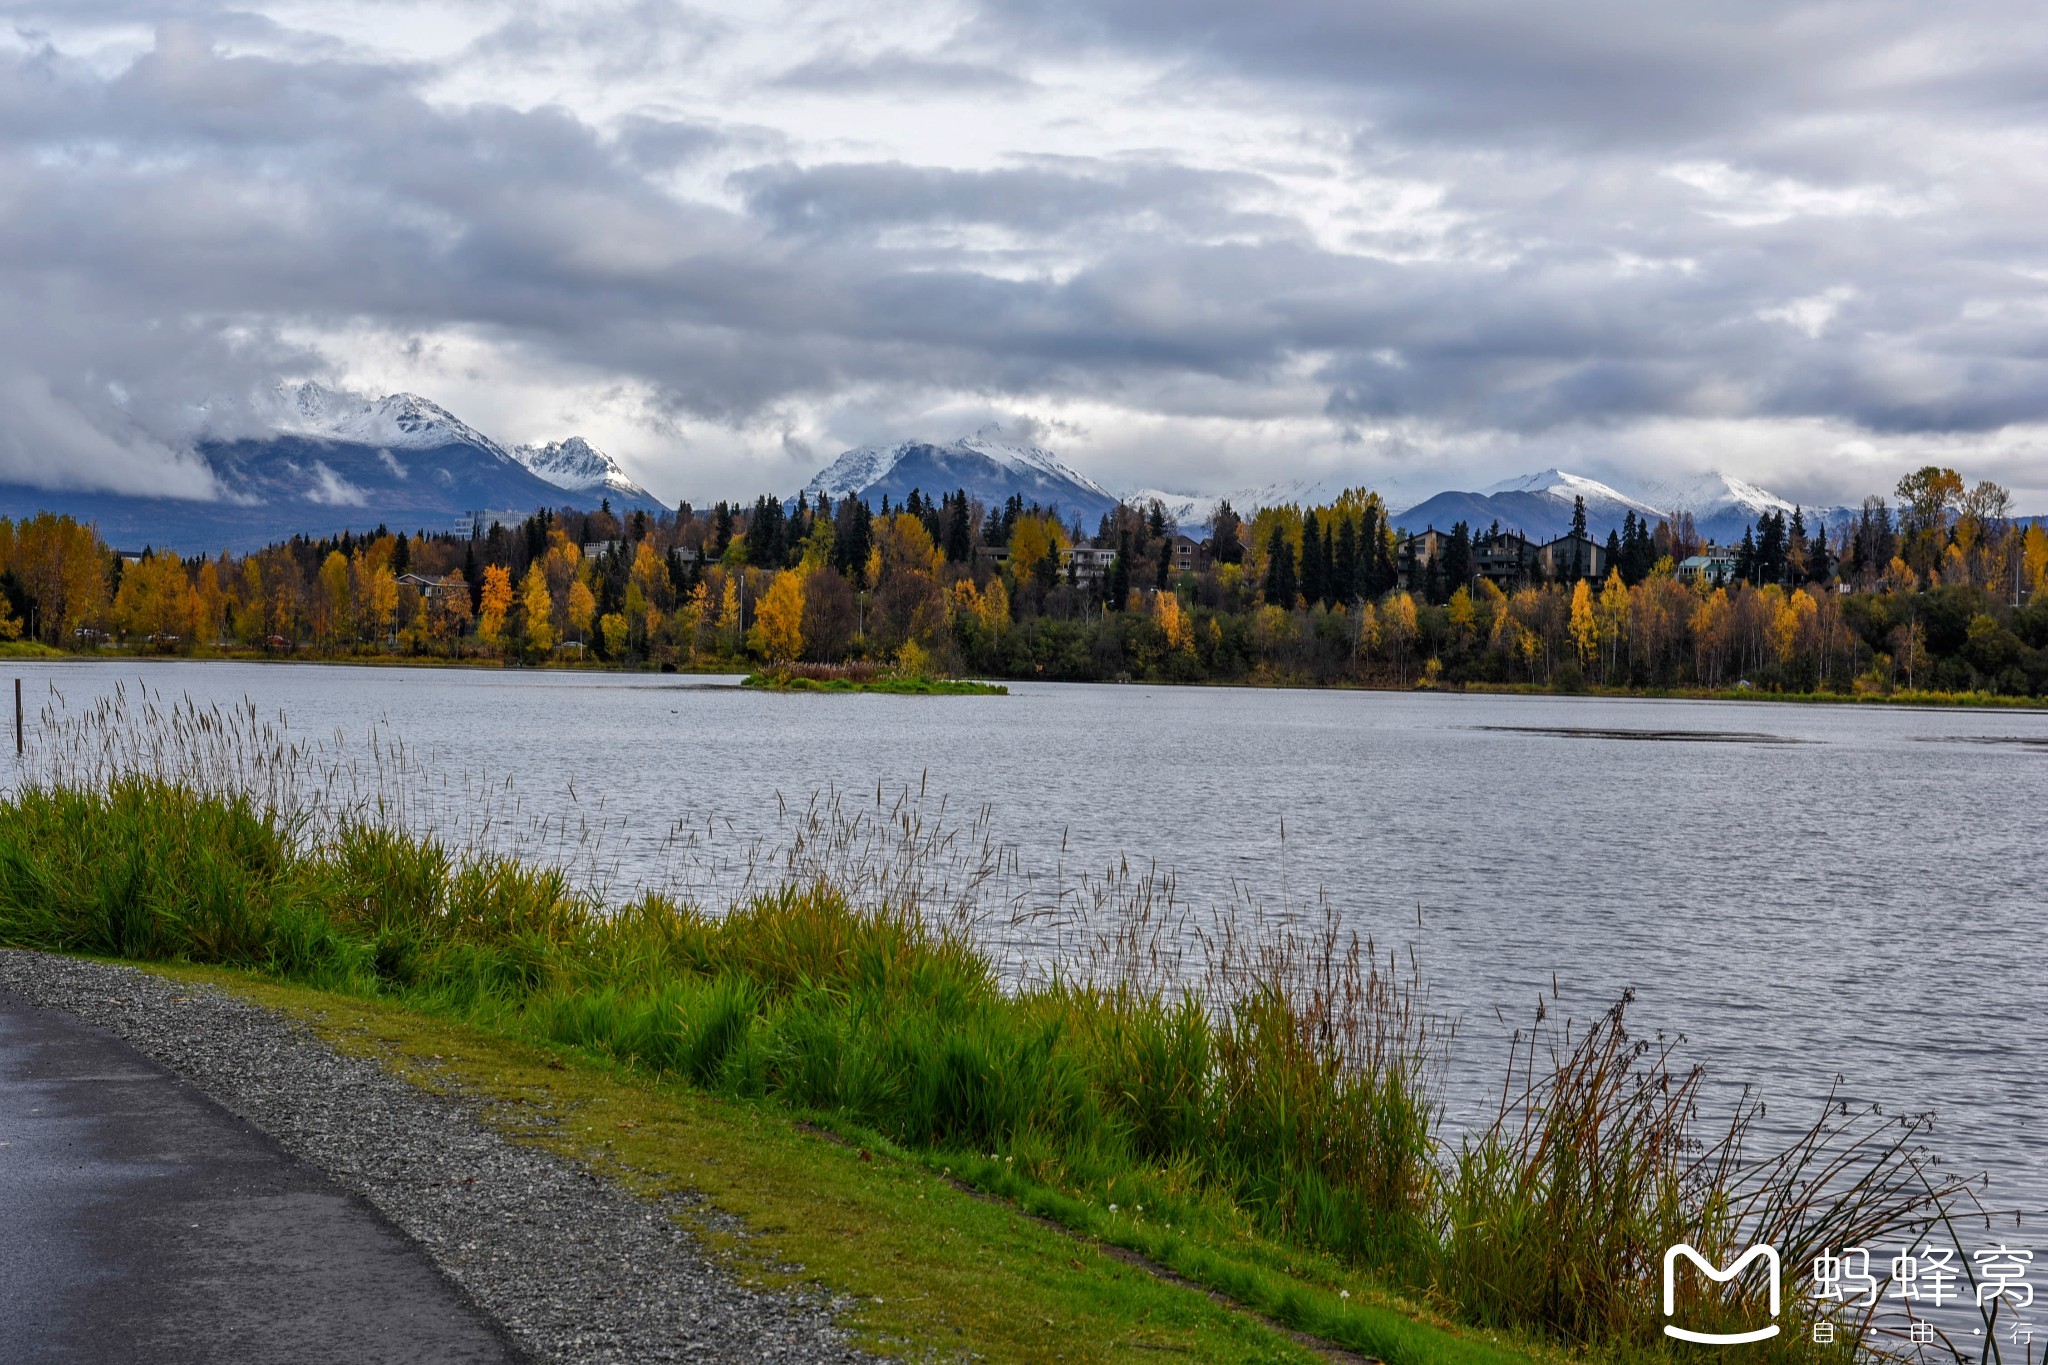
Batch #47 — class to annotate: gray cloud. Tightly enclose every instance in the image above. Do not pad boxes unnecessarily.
[770,49,1033,95]
[1,1,2046,505]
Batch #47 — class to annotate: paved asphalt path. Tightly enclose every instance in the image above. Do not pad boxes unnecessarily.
[0,989,522,1365]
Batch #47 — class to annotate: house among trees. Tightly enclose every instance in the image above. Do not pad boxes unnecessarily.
[1169,534,1205,576]
[1395,528,1452,588]
[1676,549,1736,584]
[396,572,463,600]
[1061,546,1117,584]
[1473,528,1538,587]
[1535,531,1605,583]
[1401,522,1606,594]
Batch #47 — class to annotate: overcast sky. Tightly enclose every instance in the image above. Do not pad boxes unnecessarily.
[5,0,2048,509]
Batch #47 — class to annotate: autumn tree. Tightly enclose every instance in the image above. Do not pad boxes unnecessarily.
[751,570,806,663]
[521,561,555,655]
[477,565,515,653]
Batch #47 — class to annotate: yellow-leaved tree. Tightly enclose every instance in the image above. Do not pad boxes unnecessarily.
[1568,578,1597,666]
[477,565,514,653]
[2025,524,2048,598]
[315,550,351,646]
[521,561,555,655]
[566,579,597,642]
[1154,589,1192,653]
[751,570,805,663]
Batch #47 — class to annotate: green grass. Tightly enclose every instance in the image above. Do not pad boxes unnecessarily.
[742,672,1008,695]
[144,963,1370,1364]
[0,777,1958,1365]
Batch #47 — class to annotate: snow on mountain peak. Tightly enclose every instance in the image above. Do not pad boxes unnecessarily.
[510,436,659,505]
[804,427,1114,503]
[1634,470,1798,519]
[1479,468,1662,516]
[254,381,513,461]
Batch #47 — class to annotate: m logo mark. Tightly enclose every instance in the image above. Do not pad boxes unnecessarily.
[1662,1243,1782,1344]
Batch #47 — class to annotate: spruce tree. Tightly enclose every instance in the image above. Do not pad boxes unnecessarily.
[1302,513,1326,607]
[1443,521,1473,598]
[1571,495,1588,541]
[1212,501,1244,565]
[1264,524,1297,606]
[1334,518,1359,602]
[946,492,972,563]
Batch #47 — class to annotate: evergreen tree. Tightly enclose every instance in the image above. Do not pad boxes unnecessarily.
[1263,524,1297,606]
[1604,529,1623,580]
[945,491,972,563]
[1334,517,1360,602]
[748,495,785,567]
[463,542,483,615]
[1155,537,1172,590]
[1735,526,1758,584]
[1442,521,1473,599]
[1212,501,1244,565]
[1571,495,1588,540]
[1110,523,1132,612]
[1756,511,1787,584]
[1301,513,1327,607]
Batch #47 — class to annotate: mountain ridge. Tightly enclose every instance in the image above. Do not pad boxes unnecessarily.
[0,382,665,552]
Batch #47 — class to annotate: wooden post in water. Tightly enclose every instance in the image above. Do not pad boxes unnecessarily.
[14,678,20,757]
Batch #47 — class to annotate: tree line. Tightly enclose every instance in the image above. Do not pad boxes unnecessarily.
[1,464,2044,697]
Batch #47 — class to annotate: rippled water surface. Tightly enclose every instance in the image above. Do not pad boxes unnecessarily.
[14,660,2046,1223]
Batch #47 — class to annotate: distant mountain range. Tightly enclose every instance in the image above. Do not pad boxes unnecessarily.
[0,383,665,552]
[1392,468,1833,545]
[801,430,1836,545]
[0,386,1894,553]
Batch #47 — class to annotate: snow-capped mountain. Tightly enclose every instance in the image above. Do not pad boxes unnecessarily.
[0,382,661,552]
[259,382,510,458]
[1476,469,1664,521]
[1392,467,1842,543]
[511,437,663,510]
[803,425,1120,524]
[1634,471,1793,520]
[1629,471,1843,541]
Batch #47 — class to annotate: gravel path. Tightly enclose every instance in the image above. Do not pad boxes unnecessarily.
[0,951,878,1365]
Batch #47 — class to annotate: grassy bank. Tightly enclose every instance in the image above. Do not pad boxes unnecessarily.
[145,962,1361,1364]
[0,770,1975,1363]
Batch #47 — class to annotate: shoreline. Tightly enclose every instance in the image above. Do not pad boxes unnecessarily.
[14,648,2047,711]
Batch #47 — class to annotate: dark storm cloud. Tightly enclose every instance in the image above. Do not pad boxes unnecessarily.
[984,0,2048,155]
[731,160,1277,239]
[3,0,2048,499]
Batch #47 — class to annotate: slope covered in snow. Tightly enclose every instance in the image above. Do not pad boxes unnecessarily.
[511,437,664,510]
[1477,468,1664,520]
[259,382,516,461]
[1,381,661,551]
[803,425,1119,523]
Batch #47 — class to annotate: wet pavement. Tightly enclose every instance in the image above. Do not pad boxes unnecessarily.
[0,989,521,1365]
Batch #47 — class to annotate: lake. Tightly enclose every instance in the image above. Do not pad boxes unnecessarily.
[10,659,2045,1227]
